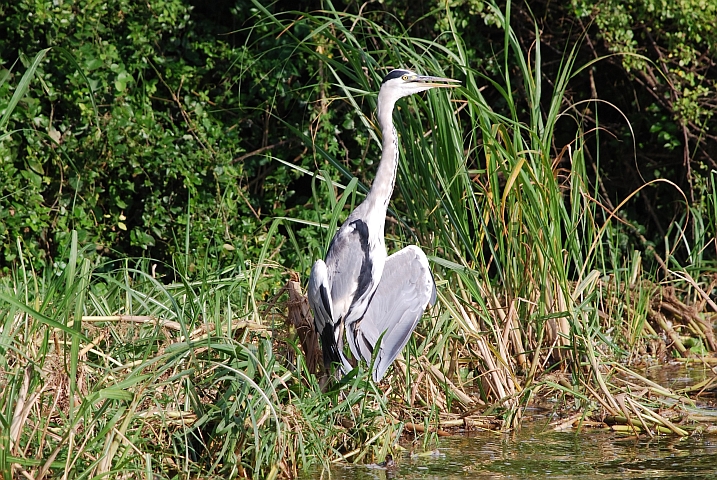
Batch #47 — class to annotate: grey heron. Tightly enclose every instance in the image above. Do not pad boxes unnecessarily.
[307,68,460,382]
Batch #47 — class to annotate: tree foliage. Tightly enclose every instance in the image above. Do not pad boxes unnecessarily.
[0,0,715,272]
[572,0,717,200]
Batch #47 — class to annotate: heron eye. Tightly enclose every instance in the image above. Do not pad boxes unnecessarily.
[401,75,409,81]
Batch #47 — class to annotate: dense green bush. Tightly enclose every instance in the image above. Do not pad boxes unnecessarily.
[1,0,715,274]
[571,0,717,257]
[0,0,313,271]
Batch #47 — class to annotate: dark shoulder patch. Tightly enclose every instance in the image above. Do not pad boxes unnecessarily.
[350,219,373,300]
[350,218,369,242]
[381,69,409,85]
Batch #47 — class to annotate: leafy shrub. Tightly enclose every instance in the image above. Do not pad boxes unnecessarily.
[571,0,717,233]
[0,0,311,272]
[1,0,715,275]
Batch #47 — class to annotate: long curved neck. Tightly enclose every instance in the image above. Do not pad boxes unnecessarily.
[365,96,399,215]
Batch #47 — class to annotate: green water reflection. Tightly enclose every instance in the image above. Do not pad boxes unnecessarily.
[303,425,717,479]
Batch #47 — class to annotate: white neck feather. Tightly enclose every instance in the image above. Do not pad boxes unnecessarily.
[365,91,400,218]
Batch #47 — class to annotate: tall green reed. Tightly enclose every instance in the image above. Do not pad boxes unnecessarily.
[1,227,402,478]
[250,0,673,423]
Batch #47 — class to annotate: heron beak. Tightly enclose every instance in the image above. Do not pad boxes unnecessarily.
[414,75,461,88]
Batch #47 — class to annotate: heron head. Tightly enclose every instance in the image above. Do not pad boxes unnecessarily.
[377,69,460,117]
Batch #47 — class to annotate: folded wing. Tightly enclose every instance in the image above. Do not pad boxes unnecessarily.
[346,245,436,381]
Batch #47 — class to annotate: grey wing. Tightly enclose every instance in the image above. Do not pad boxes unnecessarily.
[324,218,377,329]
[347,245,436,381]
[308,259,354,373]
[307,259,333,335]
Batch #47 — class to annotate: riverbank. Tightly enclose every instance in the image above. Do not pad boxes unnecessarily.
[2,237,716,478]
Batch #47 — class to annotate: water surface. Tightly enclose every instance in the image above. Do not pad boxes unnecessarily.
[303,363,717,479]
[304,423,717,479]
